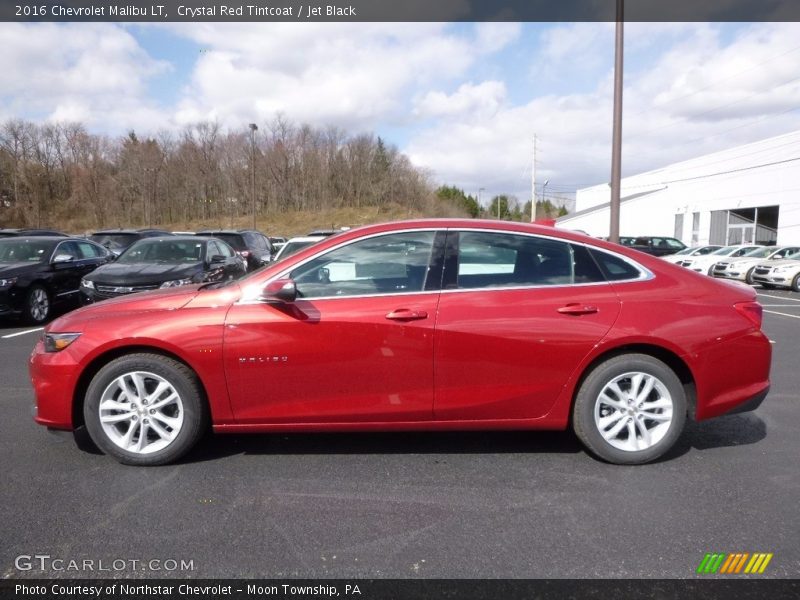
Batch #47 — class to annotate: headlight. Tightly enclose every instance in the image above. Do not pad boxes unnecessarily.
[773,265,796,273]
[43,332,81,353]
[80,279,94,289]
[0,277,18,288]
[160,278,194,288]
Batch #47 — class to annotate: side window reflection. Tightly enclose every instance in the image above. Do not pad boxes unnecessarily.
[290,232,436,298]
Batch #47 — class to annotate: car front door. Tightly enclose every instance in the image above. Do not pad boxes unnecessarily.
[223,230,444,424]
[433,230,622,421]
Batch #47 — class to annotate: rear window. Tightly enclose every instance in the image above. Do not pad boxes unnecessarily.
[589,249,644,281]
[207,233,246,251]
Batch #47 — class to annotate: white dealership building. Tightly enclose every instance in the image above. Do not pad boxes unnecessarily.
[556,129,800,245]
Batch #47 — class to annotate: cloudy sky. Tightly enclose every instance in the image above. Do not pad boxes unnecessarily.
[3,21,800,204]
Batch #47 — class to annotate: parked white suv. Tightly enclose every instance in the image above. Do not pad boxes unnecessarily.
[712,246,800,284]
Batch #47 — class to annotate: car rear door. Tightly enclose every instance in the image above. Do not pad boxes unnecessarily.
[223,229,445,424]
[432,230,621,421]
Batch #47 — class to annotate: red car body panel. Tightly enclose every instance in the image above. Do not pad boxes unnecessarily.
[30,219,771,437]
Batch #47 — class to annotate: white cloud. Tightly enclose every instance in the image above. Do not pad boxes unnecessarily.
[408,22,800,202]
[413,81,506,120]
[0,23,169,131]
[168,23,515,130]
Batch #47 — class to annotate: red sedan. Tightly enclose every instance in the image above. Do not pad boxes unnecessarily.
[30,220,771,466]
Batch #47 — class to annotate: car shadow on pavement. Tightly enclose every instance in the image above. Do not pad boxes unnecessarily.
[181,412,767,465]
[184,430,584,464]
[658,412,767,462]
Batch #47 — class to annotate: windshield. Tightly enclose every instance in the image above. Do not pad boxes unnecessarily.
[0,240,55,263]
[711,246,740,256]
[117,240,205,264]
[89,233,138,250]
[742,247,773,259]
[277,240,318,260]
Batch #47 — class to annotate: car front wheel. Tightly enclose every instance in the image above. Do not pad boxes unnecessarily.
[25,284,50,324]
[572,354,687,465]
[83,353,208,466]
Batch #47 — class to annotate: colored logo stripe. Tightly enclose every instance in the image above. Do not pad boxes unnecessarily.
[698,553,773,574]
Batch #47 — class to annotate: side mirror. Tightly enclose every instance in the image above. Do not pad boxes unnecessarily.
[260,278,297,304]
[210,254,225,264]
[52,254,74,264]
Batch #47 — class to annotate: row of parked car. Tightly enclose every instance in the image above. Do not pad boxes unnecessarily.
[0,226,341,324]
[661,243,800,292]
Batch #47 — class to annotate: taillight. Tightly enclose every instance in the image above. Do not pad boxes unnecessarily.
[734,301,763,328]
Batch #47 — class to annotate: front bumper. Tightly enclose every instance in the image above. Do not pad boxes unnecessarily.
[30,338,80,430]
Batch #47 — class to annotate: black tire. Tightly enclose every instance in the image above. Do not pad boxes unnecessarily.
[792,274,800,293]
[24,284,51,324]
[572,353,687,465]
[745,267,756,285]
[83,353,208,466]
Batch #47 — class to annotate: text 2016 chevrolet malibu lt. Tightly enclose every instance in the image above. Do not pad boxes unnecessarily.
[30,220,771,466]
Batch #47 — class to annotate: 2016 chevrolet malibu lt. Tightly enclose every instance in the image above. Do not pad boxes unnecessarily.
[30,220,772,466]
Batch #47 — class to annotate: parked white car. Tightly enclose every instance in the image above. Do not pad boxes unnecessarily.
[712,246,800,284]
[751,258,800,292]
[662,245,723,264]
[272,236,326,262]
[677,245,762,276]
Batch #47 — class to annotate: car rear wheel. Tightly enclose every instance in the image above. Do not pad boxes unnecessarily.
[25,284,50,324]
[83,353,208,466]
[572,354,687,465]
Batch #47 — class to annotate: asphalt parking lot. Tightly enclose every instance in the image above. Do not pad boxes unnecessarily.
[1,288,799,580]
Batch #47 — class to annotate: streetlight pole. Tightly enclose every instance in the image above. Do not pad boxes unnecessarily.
[609,0,624,243]
[249,123,258,230]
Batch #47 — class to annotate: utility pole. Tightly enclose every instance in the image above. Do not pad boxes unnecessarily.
[530,134,537,222]
[609,0,624,243]
[249,123,258,230]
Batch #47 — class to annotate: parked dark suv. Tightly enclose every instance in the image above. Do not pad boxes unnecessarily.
[88,229,173,256]
[630,236,686,257]
[196,229,273,271]
[0,228,67,238]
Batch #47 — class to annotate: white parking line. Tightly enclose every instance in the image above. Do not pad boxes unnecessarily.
[1,327,43,339]
[757,293,800,302]
[761,304,800,308]
[763,310,800,320]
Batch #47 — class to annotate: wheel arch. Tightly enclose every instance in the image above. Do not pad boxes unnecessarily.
[568,343,698,422]
[72,345,211,430]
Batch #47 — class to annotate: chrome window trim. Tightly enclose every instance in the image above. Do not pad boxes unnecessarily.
[238,226,653,304]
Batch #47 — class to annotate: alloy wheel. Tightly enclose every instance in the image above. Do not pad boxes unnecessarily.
[98,371,184,454]
[593,371,674,452]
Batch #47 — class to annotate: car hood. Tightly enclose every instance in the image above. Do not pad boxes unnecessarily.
[756,259,800,269]
[0,262,40,277]
[85,261,202,285]
[47,286,202,332]
[717,256,770,266]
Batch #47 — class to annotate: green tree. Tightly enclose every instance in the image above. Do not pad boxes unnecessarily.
[435,184,480,218]
[488,194,512,220]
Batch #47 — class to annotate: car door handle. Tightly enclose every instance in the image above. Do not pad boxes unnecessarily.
[557,304,599,315]
[386,309,428,321]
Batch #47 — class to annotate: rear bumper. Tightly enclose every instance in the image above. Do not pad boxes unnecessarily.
[722,385,769,416]
[691,330,772,421]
